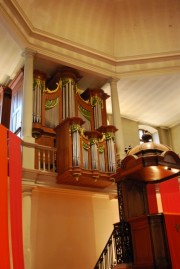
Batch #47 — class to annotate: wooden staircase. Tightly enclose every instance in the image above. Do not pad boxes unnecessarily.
[94,222,133,269]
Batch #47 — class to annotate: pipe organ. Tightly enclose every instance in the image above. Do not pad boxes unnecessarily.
[33,71,46,124]
[15,67,118,188]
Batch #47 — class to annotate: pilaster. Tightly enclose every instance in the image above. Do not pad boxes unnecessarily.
[21,48,36,169]
[22,187,34,269]
[21,48,36,143]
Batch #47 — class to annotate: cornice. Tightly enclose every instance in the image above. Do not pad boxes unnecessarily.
[1,0,116,64]
[22,168,117,198]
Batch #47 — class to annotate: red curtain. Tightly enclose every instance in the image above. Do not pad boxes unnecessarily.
[0,125,10,269]
[0,125,24,269]
[159,177,180,269]
[9,131,24,269]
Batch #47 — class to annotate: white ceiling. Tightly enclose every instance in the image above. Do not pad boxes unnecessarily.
[103,73,180,128]
[0,23,23,85]
[0,0,180,129]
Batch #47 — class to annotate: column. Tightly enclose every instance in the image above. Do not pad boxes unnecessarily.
[21,48,36,169]
[22,188,33,269]
[21,48,36,142]
[110,78,125,161]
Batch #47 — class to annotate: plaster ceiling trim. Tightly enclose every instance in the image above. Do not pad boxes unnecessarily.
[11,0,180,65]
[115,63,180,79]
[1,0,116,63]
[2,0,180,78]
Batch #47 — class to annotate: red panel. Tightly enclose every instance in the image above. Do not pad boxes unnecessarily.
[146,184,158,214]
[159,177,180,213]
[9,131,24,269]
[0,125,10,269]
[164,214,180,269]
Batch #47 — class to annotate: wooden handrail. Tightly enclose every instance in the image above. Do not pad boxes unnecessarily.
[22,140,57,152]
[94,222,133,269]
[94,230,116,269]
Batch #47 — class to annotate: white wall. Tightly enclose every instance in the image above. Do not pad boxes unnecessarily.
[122,117,139,150]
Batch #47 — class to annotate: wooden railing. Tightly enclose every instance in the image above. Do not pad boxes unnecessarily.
[94,222,133,269]
[94,231,117,269]
[22,141,57,172]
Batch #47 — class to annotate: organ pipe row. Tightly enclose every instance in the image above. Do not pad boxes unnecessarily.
[33,72,45,123]
[32,70,109,132]
[62,78,76,119]
[91,96,103,130]
[70,123,117,173]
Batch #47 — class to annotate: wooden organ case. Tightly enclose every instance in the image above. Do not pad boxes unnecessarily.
[32,67,118,188]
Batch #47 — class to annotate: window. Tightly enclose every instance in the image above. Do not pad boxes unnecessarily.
[139,129,152,144]
[10,88,22,136]
[138,124,160,144]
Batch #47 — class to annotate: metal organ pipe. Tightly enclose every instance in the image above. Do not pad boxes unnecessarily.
[71,80,75,117]
[36,84,40,122]
[65,82,69,118]
[69,79,72,117]
[82,148,88,169]
[99,151,105,171]
[62,82,67,119]
[97,102,102,127]
[38,83,42,122]
[93,98,102,130]
[62,78,76,119]
[72,126,80,167]
[33,87,37,122]
[107,136,116,173]
[91,140,98,170]
[33,75,44,123]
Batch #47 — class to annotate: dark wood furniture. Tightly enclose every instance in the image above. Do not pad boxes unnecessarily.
[0,86,12,128]
[115,134,180,269]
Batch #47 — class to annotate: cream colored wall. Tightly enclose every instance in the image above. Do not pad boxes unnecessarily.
[121,117,139,150]
[30,188,119,269]
[109,114,179,155]
[157,127,172,148]
[107,115,140,150]
[170,124,180,155]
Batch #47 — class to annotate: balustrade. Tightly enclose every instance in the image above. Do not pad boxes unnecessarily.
[22,141,57,172]
[94,231,116,269]
[94,222,133,269]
